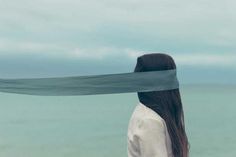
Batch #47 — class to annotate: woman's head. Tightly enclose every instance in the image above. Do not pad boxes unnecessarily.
[134,53,189,157]
[134,53,176,72]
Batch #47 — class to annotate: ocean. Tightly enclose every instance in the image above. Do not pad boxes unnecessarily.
[0,85,235,157]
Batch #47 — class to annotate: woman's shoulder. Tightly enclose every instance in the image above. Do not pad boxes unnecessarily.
[130,102,165,127]
[137,102,164,121]
[128,102,166,136]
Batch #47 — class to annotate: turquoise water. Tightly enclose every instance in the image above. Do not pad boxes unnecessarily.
[0,85,235,157]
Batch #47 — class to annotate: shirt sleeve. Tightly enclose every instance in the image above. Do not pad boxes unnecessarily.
[136,118,169,157]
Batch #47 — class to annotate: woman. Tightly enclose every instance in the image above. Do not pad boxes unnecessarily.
[127,53,189,157]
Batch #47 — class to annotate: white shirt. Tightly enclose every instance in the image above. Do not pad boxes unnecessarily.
[127,102,173,157]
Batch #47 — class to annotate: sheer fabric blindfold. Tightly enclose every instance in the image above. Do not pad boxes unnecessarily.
[0,69,179,96]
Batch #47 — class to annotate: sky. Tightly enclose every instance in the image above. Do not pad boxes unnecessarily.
[0,0,236,84]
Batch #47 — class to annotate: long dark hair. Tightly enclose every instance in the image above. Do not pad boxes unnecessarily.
[134,53,189,157]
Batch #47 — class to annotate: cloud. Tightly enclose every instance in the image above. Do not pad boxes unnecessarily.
[0,38,235,67]
[0,39,65,53]
[0,0,236,68]
[173,53,236,66]
[1,0,236,51]
[0,38,146,59]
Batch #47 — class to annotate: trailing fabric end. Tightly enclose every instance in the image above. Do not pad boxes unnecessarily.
[0,69,179,96]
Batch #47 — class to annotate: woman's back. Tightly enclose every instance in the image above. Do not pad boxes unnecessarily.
[127,101,173,157]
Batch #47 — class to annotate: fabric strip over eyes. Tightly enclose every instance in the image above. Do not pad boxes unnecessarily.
[0,69,179,96]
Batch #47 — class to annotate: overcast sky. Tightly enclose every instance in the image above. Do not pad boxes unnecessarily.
[0,0,235,84]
